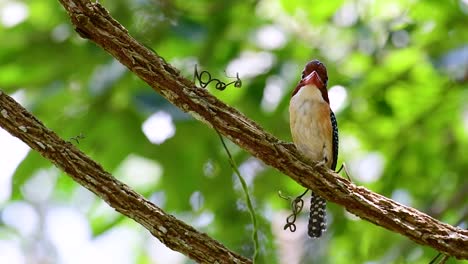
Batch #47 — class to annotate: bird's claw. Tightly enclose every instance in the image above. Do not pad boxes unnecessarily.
[336,163,352,181]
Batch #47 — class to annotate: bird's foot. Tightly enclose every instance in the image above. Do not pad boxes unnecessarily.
[314,158,327,168]
[336,163,352,181]
[314,150,329,168]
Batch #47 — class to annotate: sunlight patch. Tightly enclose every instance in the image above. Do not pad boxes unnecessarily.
[328,85,348,113]
[349,152,385,183]
[226,51,275,79]
[261,75,287,112]
[0,1,28,27]
[142,111,175,144]
[115,154,162,191]
[2,201,38,237]
[0,129,29,203]
[253,25,287,50]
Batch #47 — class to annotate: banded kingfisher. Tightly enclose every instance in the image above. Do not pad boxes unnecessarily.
[289,60,339,238]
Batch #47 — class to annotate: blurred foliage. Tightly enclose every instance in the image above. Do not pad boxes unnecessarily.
[1,0,468,263]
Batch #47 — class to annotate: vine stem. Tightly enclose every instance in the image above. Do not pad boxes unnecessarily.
[217,131,259,263]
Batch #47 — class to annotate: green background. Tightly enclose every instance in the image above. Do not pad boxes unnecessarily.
[1,0,467,263]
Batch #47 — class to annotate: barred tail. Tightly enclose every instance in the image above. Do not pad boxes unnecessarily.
[308,192,327,238]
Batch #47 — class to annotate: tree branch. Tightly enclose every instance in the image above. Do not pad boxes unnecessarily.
[0,92,251,263]
[2,0,467,260]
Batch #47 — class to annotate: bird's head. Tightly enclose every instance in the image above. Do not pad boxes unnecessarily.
[292,60,329,103]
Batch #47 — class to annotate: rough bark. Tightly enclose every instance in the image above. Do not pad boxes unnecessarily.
[0,92,251,263]
[1,0,467,261]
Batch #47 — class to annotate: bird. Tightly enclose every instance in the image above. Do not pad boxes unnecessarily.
[289,60,339,238]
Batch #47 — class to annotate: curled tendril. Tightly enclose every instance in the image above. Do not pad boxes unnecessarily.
[194,64,242,91]
[70,133,85,144]
[279,189,309,232]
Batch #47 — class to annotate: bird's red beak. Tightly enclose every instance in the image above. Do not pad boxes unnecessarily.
[302,70,325,89]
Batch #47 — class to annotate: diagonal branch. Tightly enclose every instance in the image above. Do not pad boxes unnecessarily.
[3,0,467,260]
[0,92,251,264]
